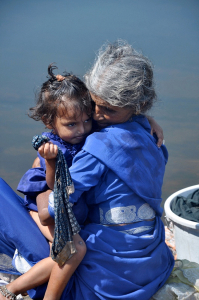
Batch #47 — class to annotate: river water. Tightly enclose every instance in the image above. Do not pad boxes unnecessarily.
[0,0,199,207]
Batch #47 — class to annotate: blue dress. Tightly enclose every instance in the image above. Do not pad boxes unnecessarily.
[0,116,174,300]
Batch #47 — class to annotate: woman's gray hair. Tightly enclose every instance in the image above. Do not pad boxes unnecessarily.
[84,40,157,113]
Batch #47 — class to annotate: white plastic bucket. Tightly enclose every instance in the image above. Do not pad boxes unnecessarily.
[164,185,199,263]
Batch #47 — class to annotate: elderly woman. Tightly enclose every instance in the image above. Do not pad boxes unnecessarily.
[39,40,174,299]
[0,41,174,300]
[72,41,173,298]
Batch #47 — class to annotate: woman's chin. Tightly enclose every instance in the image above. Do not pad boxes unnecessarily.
[97,122,109,128]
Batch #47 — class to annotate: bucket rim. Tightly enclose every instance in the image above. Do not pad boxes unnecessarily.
[164,185,199,229]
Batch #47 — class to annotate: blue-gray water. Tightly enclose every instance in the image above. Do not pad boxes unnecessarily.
[0,0,199,207]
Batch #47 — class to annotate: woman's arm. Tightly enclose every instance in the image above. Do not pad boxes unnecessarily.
[146,115,164,148]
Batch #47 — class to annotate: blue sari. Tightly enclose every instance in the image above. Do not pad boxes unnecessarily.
[62,219,173,300]
[0,115,174,299]
[60,115,174,299]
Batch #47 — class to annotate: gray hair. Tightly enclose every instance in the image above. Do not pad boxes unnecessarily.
[84,40,157,113]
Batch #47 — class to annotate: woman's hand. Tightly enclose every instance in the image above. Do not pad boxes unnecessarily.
[146,116,164,148]
[38,142,58,160]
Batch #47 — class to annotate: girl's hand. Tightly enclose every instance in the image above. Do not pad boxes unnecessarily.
[146,116,164,148]
[38,142,58,160]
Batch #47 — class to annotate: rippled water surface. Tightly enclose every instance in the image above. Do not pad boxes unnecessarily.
[0,0,199,206]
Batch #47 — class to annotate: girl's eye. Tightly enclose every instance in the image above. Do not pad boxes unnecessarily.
[67,123,75,127]
[84,117,92,123]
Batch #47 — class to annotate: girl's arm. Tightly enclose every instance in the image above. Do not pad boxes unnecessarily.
[45,159,56,189]
[29,156,55,227]
[38,142,58,189]
[32,142,57,226]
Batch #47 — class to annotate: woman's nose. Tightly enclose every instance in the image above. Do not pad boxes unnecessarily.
[93,105,104,120]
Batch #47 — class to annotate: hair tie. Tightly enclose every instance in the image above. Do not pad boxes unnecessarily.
[56,74,65,82]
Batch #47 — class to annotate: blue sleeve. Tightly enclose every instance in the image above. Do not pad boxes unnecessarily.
[17,167,48,195]
[17,167,49,211]
[69,150,106,204]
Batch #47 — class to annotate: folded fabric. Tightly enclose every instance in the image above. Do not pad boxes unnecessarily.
[12,250,32,274]
[151,259,199,299]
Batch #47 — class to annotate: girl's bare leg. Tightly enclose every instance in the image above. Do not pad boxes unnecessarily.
[44,234,86,300]
[29,210,54,243]
[0,257,55,300]
[0,235,86,300]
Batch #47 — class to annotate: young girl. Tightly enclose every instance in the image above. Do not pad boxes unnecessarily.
[17,64,92,244]
[0,64,92,300]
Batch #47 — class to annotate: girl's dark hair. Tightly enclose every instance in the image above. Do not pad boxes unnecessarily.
[29,64,91,126]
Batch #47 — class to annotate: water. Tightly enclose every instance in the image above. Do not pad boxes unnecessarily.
[0,0,199,206]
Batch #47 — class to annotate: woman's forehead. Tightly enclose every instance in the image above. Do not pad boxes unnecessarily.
[90,93,111,108]
[90,92,124,111]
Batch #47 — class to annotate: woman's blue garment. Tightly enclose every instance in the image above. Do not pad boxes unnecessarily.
[63,218,173,300]
[60,115,174,300]
[17,131,84,212]
[70,115,168,218]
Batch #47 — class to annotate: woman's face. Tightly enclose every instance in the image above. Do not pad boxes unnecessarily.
[90,93,134,129]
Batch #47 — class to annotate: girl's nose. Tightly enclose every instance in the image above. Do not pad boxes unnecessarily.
[77,123,85,134]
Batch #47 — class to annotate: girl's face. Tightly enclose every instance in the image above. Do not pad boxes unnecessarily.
[90,93,134,129]
[48,106,92,145]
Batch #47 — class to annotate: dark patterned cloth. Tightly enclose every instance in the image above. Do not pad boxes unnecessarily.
[171,189,199,222]
[32,135,81,266]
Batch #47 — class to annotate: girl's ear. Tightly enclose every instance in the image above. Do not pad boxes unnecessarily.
[42,117,53,129]
[45,124,53,129]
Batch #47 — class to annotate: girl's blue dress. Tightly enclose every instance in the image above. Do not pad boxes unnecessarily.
[0,116,174,300]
